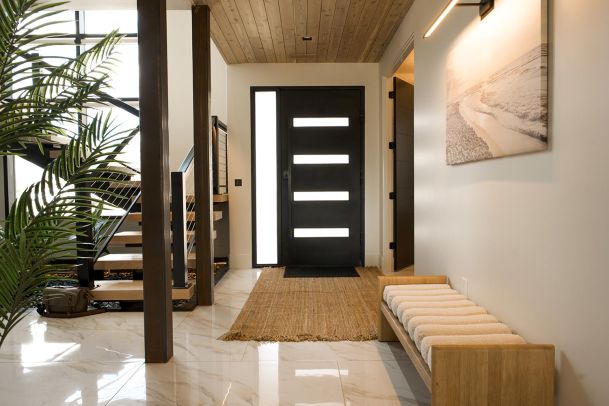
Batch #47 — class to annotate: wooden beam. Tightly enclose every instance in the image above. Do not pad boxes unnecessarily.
[192,4,215,306]
[137,0,173,363]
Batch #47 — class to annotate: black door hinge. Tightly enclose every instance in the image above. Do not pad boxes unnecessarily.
[388,91,395,99]
[389,242,396,250]
[389,141,395,150]
[389,192,396,200]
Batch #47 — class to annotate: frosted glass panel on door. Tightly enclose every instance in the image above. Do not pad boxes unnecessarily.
[293,155,349,164]
[293,191,349,201]
[294,228,350,238]
[293,117,349,127]
[254,91,278,264]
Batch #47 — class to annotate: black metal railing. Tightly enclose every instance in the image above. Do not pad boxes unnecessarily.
[171,146,195,288]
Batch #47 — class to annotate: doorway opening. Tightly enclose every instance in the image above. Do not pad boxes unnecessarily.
[391,49,415,271]
[251,87,365,269]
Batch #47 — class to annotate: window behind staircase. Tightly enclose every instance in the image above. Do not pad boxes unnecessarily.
[8,9,140,201]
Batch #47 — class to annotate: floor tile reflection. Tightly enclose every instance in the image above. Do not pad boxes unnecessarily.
[0,269,431,405]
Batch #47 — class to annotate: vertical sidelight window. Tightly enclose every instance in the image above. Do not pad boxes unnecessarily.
[253,91,278,265]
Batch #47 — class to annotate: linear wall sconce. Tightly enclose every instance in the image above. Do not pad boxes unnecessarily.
[424,0,494,38]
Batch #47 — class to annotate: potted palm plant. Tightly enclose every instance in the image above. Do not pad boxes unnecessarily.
[0,0,138,348]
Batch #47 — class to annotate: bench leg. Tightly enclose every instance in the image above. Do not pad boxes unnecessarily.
[378,311,399,342]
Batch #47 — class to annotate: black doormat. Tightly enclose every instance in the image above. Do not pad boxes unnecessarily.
[284,266,360,278]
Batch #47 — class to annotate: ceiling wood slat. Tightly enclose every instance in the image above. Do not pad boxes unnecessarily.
[233,0,267,62]
[219,0,258,63]
[264,0,288,62]
[293,0,307,59]
[335,0,366,62]
[363,0,414,62]
[210,15,237,64]
[358,0,392,62]
[315,0,336,62]
[202,0,413,64]
[348,0,382,61]
[305,0,322,60]
[250,0,278,62]
[278,0,296,62]
[326,0,350,62]
[205,0,248,62]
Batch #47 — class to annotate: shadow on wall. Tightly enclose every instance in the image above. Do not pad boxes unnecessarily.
[559,352,592,406]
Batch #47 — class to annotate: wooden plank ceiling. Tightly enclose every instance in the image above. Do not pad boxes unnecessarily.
[194,0,414,64]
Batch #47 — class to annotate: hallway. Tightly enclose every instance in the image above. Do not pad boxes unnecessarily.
[0,269,430,405]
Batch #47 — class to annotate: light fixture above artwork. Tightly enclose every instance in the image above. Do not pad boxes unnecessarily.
[424,0,495,38]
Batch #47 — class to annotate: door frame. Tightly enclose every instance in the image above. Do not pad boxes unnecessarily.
[251,86,366,268]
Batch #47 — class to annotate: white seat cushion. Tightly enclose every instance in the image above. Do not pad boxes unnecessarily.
[407,314,499,338]
[396,301,478,324]
[423,334,526,369]
[391,296,469,314]
[400,306,488,326]
[383,284,452,303]
[387,292,464,312]
[413,323,512,351]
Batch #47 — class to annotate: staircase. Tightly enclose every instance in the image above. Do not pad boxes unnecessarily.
[16,95,230,306]
[84,165,226,304]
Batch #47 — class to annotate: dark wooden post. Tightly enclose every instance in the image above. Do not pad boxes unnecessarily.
[171,171,188,288]
[138,0,173,362]
[192,5,214,306]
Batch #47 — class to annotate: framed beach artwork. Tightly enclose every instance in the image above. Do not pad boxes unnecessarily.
[446,0,548,165]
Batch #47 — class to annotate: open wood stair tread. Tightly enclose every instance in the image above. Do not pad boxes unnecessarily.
[110,230,195,245]
[126,211,222,222]
[95,253,196,271]
[90,280,195,301]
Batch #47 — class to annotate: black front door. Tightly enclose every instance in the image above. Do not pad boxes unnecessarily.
[280,87,364,267]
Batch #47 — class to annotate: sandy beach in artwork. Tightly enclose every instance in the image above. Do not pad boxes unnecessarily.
[447,44,548,164]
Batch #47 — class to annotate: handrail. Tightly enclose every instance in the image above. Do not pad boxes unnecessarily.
[178,145,195,173]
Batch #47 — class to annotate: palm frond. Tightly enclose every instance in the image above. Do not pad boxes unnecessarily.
[0,113,138,347]
[0,0,124,155]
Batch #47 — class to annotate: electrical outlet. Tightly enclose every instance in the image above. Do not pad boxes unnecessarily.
[461,277,469,298]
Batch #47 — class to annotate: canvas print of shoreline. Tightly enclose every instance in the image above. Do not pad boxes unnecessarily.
[446,0,548,165]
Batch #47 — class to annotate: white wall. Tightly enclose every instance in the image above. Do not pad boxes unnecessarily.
[210,43,228,125]
[380,0,609,404]
[227,63,382,269]
[167,10,228,170]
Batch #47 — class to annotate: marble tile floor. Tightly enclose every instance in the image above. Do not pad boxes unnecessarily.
[0,269,431,405]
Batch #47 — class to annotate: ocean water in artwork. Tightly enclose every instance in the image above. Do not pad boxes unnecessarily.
[446,0,548,165]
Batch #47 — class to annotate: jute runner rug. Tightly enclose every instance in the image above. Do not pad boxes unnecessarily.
[220,267,379,342]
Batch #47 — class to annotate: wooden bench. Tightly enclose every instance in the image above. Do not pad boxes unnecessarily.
[377,274,555,406]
